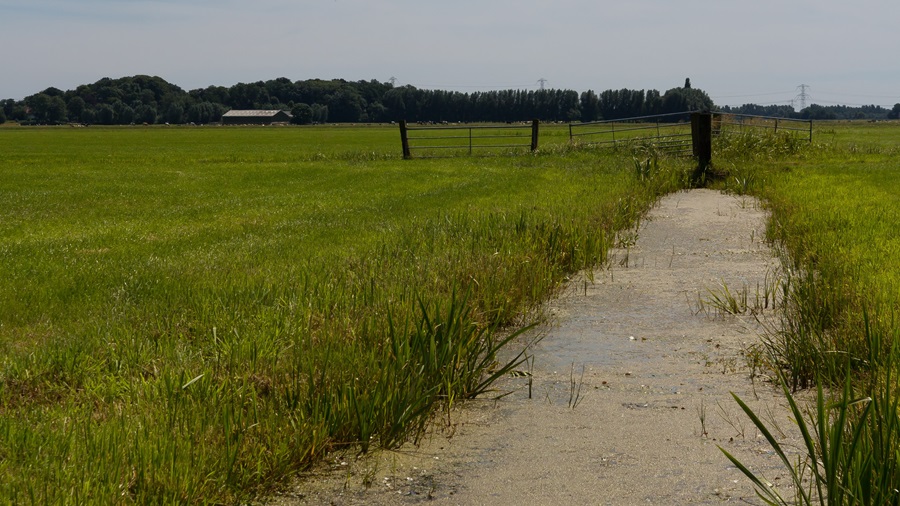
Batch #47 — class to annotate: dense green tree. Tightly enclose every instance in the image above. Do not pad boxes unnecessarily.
[96,82,125,104]
[599,89,646,120]
[186,102,225,124]
[660,85,713,117]
[111,100,134,124]
[354,79,392,105]
[719,104,797,117]
[190,85,230,105]
[310,104,329,123]
[799,104,837,120]
[888,104,900,120]
[140,89,157,107]
[0,108,6,124]
[580,90,600,122]
[25,93,67,123]
[119,105,135,124]
[47,96,67,123]
[229,82,265,109]
[644,89,662,116]
[366,101,387,123]
[134,104,157,124]
[130,75,180,104]
[67,96,86,122]
[24,93,51,121]
[95,103,116,125]
[1,99,14,118]
[164,103,184,124]
[264,77,297,105]
[290,103,313,125]
[80,108,96,124]
[10,104,27,121]
[41,86,65,97]
[381,88,408,122]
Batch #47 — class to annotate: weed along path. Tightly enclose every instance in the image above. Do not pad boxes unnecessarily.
[276,189,801,505]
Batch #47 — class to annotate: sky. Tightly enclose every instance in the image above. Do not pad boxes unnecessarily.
[2,0,899,108]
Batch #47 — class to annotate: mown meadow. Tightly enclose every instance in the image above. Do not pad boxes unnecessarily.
[0,124,689,503]
[714,122,900,504]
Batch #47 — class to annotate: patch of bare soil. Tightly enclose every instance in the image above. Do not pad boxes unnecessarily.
[269,189,801,505]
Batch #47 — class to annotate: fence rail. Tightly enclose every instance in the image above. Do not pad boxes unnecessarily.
[712,113,813,142]
[568,111,813,158]
[568,111,696,156]
[400,120,538,158]
[398,112,813,160]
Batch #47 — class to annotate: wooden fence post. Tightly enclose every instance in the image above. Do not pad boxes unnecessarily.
[691,112,712,176]
[399,120,411,159]
[531,119,539,152]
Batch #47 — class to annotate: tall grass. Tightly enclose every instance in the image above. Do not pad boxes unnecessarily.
[0,125,690,503]
[723,324,900,506]
[713,123,900,504]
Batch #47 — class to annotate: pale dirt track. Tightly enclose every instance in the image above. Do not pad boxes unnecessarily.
[270,189,802,505]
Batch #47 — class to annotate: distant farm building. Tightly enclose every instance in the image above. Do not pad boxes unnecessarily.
[221,110,293,125]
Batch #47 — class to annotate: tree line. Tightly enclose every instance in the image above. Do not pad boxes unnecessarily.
[719,102,898,121]
[1,75,715,126]
[1,75,895,125]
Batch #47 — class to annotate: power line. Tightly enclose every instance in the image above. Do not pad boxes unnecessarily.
[814,90,899,100]
[405,82,536,90]
[711,90,796,99]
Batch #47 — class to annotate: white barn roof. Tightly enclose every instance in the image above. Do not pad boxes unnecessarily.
[222,110,292,118]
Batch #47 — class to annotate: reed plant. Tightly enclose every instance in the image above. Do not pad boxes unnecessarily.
[723,325,900,506]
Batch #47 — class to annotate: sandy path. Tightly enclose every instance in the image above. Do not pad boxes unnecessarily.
[274,189,800,505]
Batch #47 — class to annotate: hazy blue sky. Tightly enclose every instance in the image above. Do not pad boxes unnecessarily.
[2,0,898,107]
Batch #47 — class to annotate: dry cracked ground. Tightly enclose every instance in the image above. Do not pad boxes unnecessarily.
[269,188,804,506]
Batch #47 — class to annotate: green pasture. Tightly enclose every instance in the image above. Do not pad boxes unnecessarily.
[0,124,688,504]
[2,119,899,504]
[814,120,900,151]
[714,120,900,504]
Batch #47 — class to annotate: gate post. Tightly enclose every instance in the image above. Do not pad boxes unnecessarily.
[531,119,539,152]
[691,112,712,178]
[399,120,411,159]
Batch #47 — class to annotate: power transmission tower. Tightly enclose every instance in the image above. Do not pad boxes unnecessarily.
[537,78,548,91]
[388,76,397,86]
[795,84,810,110]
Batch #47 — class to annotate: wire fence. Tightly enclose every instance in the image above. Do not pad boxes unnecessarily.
[398,112,813,160]
[568,111,813,158]
[568,112,697,157]
[400,120,538,158]
[712,113,813,142]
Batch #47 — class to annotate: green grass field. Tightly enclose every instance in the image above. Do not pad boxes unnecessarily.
[2,120,898,504]
[0,125,689,503]
[713,121,900,504]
